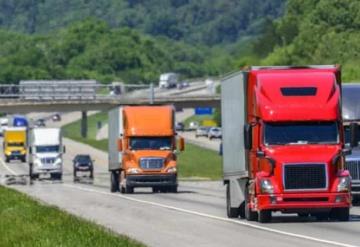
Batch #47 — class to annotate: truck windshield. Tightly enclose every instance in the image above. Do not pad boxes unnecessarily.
[8,142,24,147]
[344,125,360,146]
[36,145,59,153]
[130,137,172,150]
[264,122,339,145]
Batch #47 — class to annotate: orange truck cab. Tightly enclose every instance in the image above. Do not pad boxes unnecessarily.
[108,105,184,193]
[222,65,354,223]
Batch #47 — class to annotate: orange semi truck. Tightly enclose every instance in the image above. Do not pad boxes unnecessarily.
[222,65,354,223]
[108,105,184,193]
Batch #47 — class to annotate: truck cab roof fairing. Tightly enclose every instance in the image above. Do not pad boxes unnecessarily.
[253,71,340,121]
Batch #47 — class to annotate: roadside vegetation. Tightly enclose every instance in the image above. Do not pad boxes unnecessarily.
[0,186,144,247]
[63,112,222,180]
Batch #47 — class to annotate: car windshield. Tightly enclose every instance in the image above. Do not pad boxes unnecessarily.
[76,155,91,162]
[264,121,339,145]
[211,128,220,132]
[130,137,172,150]
[344,125,360,145]
[8,142,24,147]
[36,145,59,153]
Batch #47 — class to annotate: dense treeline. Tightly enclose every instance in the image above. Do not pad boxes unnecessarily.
[0,0,284,45]
[0,19,232,84]
[252,0,360,81]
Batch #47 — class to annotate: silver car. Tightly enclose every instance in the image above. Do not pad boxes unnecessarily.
[195,126,211,138]
[208,127,222,140]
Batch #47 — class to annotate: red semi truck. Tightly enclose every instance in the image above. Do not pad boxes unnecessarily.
[222,65,353,223]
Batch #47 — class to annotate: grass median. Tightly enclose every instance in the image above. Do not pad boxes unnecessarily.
[0,186,144,247]
[63,112,222,180]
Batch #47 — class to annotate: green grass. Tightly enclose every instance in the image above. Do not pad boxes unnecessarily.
[183,114,215,127]
[0,186,144,247]
[177,143,222,180]
[63,112,222,180]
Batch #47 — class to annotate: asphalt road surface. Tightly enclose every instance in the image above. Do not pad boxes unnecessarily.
[1,134,360,247]
[1,111,359,247]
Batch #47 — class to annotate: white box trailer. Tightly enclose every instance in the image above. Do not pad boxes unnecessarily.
[221,71,249,216]
[108,107,123,171]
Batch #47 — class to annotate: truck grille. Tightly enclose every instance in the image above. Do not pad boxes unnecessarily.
[140,158,164,169]
[41,157,56,164]
[345,160,360,181]
[284,164,327,190]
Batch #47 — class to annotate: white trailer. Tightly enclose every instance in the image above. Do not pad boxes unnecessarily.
[28,128,65,181]
[159,73,179,89]
[221,71,249,218]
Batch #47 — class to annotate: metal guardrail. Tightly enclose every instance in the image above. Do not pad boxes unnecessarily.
[0,83,152,101]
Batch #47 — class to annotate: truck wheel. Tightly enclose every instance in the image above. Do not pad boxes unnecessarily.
[90,169,94,179]
[312,212,329,221]
[258,210,272,223]
[169,185,178,193]
[5,156,9,163]
[110,171,119,193]
[332,208,350,221]
[125,185,134,194]
[245,188,257,221]
[226,184,239,218]
[21,156,26,163]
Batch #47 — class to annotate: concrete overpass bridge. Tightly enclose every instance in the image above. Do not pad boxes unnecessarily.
[0,82,220,137]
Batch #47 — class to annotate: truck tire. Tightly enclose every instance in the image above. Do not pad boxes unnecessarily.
[169,185,178,193]
[332,208,350,221]
[110,171,119,193]
[312,212,329,221]
[21,156,26,163]
[258,210,272,223]
[5,156,9,163]
[245,188,257,221]
[90,169,94,179]
[226,184,239,218]
[125,185,134,194]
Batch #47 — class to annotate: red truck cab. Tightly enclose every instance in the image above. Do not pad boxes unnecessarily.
[222,65,352,223]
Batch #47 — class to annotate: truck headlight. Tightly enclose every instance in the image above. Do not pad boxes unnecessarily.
[127,168,141,174]
[166,167,177,173]
[260,179,274,194]
[337,176,351,192]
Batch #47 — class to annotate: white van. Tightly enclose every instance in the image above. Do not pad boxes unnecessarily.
[159,73,179,89]
[28,128,65,180]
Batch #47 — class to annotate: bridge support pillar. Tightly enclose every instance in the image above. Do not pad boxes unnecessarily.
[81,111,87,138]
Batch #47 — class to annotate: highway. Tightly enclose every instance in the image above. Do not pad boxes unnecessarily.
[1,134,360,246]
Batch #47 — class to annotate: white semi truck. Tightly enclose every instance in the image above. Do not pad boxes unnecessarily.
[28,128,65,181]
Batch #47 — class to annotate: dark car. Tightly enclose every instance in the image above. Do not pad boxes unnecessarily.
[175,122,185,132]
[73,154,94,180]
[35,119,46,127]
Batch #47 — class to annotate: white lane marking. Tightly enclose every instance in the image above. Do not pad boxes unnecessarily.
[0,157,17,175]
[63,184,358,247]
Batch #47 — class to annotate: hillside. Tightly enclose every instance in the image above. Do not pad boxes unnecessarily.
[0,19,228,84]
[0,0,284,45]
[259,0,360,81]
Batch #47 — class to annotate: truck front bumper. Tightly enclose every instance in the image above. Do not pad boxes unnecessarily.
[7,154,25,160]
[126,174,177,188]
[256,192,351,212]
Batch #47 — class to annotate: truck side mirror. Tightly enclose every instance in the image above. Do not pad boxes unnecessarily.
[118,138,123,152]
[178,137,185,151]
[244,124,252,150]
[350,122,358,148]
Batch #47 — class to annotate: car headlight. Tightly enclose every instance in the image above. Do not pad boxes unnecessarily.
[260,179,274,194]
[337,176,351,192]
[127,168,141,174]
[166,167,177,173]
